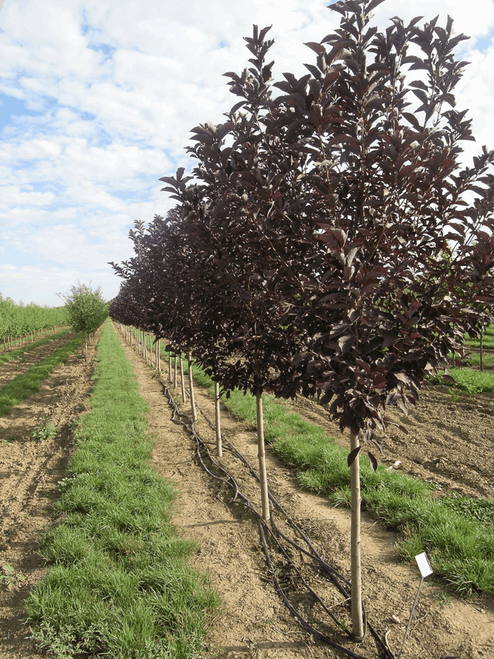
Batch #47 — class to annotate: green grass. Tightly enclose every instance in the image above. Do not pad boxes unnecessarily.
[0,328,72,366]
[465,352,494,368]
[463,323,494,369]
[431,367,494,395]
[25,320,220,659]
[464,323,494,349]
[0,334,85,416]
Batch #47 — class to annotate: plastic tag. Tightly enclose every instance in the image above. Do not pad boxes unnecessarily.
[415,552,433,579]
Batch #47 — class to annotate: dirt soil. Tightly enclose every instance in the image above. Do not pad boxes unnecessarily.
[117,329,494,659]
[0,331,102,659]
[0,325,492,659]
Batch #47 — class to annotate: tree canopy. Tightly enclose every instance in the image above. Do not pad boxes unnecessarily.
[109,0,494,641]
[61,282,108,337]
[111,0,494,436]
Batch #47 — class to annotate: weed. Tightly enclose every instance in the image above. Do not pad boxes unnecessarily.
[449,387,460,403]
[431,368,494,395]
[432,590,452,608]
[0,563,26,589]
[32,414,57,441]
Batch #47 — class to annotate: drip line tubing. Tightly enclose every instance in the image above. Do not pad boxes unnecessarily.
[159,379,395,659]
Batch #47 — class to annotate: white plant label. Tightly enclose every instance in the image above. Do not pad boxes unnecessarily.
[415,552,433,579]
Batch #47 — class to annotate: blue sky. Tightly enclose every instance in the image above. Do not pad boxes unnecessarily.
[1,0,493,306]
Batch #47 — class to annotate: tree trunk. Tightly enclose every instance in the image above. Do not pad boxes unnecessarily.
[256,389,270,523]
[480,330,484,372]
[180,355,186,402]
[188,353,197,422]
[215,381,222,457]
[350,431,364,641]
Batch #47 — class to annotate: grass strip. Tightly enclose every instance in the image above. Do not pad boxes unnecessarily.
[431,367,494,395]
[164,348,494,596]
[25,320,220,659]
[0,328,72,366]
[0,334,85,417]
[464,323,494,349]
[465,352,494,368]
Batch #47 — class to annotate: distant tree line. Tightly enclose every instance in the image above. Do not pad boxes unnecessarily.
[0,294,68,346]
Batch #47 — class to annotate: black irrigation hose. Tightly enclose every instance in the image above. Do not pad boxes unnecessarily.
[158,379,396,659]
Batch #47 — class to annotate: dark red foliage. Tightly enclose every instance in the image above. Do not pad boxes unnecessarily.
[110,0,494,440]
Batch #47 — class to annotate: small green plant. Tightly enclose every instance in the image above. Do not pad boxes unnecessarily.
[32,414,57,441]
[432,590,453,608]
[56,476,74,493]
[0,563,26,588]
[449,387,460,403]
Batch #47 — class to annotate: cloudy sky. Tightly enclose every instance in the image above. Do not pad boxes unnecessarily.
[1,0,493,306]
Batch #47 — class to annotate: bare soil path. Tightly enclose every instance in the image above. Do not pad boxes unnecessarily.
[116,328,494,659]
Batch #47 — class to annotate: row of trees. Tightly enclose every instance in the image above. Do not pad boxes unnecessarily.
[109,0,494,641]
[0,295,68,347]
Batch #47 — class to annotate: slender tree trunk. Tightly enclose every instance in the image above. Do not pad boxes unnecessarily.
[350,431,364,641]
[480,331,484,372]
[188,352,197,422]
[156,339,160,373]
[168,352,172,383]
[180,355,186,403]
[215,380,222,457]
[173,354,178,388]
[256,388,270,523]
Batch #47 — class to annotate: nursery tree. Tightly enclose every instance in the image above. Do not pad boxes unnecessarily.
[168,0,494,640]
[60,282,108,349]
[155,32,315,521]
[260,0,494,639]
